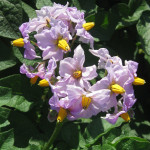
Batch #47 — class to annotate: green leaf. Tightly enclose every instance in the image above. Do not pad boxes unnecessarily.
[79,118,124,148]
[72,0,97,16]
[0,129,14,150]
[116,0,150,29]
[22,1,36,19]
[61,123,80,149]
[115,137,150,149]
[0,107,10,129]
[0,75,34,112]
[0,39,16,71]
[36,0,53,9]
[0,60,16,71]
[91,9,119,41]
[8,110,40,148]
[137,11,150,55]
[0,86,12,106]
[0,0,22,39]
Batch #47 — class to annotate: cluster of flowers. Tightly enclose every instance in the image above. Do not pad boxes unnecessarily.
[12,3,145,124]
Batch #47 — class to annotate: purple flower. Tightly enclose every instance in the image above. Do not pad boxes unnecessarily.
[66,85,111,118]
[20,58,57,81]
[19,23,40,59]
[90,48,122,69]
[49,93,81,121]
[59,45,97,89]
[103,94,136,124]
[75,20,94,48]
[35,20,72,61]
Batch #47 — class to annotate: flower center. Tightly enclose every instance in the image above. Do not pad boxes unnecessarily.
[82,22,95,31]
[57,108,67,122]
[133,77,146,85]
[82,95,92,109]
[110,84,125,94]
[73,70,82,79]
[58,39,70,51]
[120,112,130,122]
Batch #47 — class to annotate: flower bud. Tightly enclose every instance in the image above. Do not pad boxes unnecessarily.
[58,39,70,51]
[111,84,125,94]
[57,108,67,122]
[11,38,24,47]
[82,22,95,31]
[133,77,146,85]
[38,79,49,87]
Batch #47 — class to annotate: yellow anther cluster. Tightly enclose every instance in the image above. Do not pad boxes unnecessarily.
[111,84,125,94]
[30,76,38,85]
[57,108,67,122]
[73,70,82,79]
[82,96,92,109]
[120,112,130,122]
[82,22,95,31]
[133,77,146,85]
[58,39,70,51]
[11,38,24,47]
[38,79,49,87]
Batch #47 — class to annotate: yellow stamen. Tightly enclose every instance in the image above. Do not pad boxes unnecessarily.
[133,77,146,85]
[58,39,70,51]
[73,70,82,79]
[82,96,92,109]
[30,76,38,85]
[120,112,130,122]
[82,22,95,31]
[111,84,125,94]
[38,79,49,87]
[57,108,67,122]
[11,38,24,47]
[46,18,51,28]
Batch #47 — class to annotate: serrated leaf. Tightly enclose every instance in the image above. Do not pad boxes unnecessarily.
[137,11,150,55]
[0,0,22,39]
[22,1,36,19]
[36,0,53,9]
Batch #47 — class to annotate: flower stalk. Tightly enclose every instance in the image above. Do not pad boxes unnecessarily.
[42,121,64,150]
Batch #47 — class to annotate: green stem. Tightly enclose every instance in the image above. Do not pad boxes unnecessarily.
[70,35,77,49]
[42,121,64,150]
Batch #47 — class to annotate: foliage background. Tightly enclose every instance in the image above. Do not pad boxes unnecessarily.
[0,0,150,149]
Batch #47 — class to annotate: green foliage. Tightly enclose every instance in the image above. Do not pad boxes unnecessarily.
[0,0,22,39]
[0,0,150,149]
